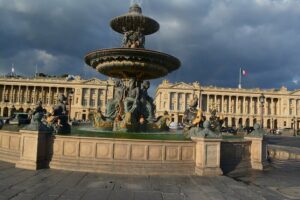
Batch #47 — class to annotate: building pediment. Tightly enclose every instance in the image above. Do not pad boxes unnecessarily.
[169,82,195,90]
[82,78,106,85]
[289,90,300,96]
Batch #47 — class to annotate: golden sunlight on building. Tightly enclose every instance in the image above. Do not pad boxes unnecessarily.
[155,80,300,130]
[0,75,115,121]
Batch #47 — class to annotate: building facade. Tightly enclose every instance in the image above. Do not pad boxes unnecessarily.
[2,76,300,130]
[0,76,115,120]
[155,80,300,130]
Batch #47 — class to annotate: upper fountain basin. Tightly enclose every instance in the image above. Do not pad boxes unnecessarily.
[84,48,181,80]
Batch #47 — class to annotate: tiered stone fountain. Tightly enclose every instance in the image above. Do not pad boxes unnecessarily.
[85,4,181,132]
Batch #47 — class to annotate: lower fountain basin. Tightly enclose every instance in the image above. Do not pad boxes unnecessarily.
[84,48,181,80]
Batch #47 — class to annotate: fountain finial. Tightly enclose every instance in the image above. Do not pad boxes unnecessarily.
[129,4,142,14]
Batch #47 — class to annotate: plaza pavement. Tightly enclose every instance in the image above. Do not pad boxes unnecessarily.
[0,158,299,200]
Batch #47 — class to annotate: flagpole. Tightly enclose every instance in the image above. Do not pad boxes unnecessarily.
[238,67,242,89]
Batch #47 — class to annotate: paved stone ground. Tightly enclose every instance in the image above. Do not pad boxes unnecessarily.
[266,135,300,148]
[0,160,299,200]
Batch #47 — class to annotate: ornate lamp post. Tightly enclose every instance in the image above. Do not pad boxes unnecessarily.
[68,90,74,123]
[293,116,296,136]
[259,94,265,128]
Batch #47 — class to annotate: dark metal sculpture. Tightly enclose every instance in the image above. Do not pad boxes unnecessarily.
[46,94,71,134]
[85,4,180,132]
[23,100,51,132]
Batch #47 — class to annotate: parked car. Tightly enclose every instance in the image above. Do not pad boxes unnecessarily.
[274,128,294,136]
[168,122,183,130]
[220,127,237,134]
[9,113,31,125]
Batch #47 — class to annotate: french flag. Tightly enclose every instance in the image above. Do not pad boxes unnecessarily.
[241,69,248,76]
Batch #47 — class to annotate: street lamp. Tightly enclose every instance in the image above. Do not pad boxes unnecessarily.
[293,116,296,137]
[68,90,74,123]
[259,94,265,128]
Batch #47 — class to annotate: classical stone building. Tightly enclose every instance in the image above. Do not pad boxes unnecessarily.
[2,75,300,130]
[155,80,300,130]
[0,75,115,120]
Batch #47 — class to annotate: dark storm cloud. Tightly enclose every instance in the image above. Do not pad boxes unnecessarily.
[0,0,300,91]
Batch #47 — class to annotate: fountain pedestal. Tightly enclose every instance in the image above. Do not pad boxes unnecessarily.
[16,130,51,170]
[244,136,268,170]
[192,137,223,176]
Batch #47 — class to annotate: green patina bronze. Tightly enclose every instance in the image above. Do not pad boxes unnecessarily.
[248,123,265,137]
[84,4,181,133]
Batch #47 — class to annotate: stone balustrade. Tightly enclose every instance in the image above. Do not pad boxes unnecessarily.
[0,130,267,176]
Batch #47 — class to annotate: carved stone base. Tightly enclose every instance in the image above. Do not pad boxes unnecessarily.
[16,130,51,170]
[191,137,223,176]
[244,136,268,170]
[195,166,223,176]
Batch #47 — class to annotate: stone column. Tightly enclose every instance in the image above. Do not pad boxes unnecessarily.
[95,89,99,108]
[228,96,232,113]
[214,95,217,108]
[17,85,21,104]
[175,93,179,111]
[25,86,29,104]
[2,85,6,103]
[33,86,37,104]
[9,85,13,102]
[48,87,52,105]
[199,93,202,110]
[235,96,238,114]
[41,87,44,103]
[167,92,171,110]
[244,136,267,170]
[87,88,91,107]
[206,94,209,112]
[16,130,52,170]
[228,117,232,127]
[221,95,224,113]
[56,87,59,103]
[257,98,260,116]
[242,96,246,114]
[191,137,223,176]
[250,97,253,115]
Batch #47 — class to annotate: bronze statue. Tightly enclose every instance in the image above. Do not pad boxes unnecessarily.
[183,95,204,133]
[122,27,145,48]
[140,81,155,122]
[46,94,70,134]
[124,79,139,114]
[23,100,51,132]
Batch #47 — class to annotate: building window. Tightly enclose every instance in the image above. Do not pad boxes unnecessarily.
[82,99,88,106]
[170,102,175,111]
[90,99,95,107]
[90,89,95,95]
[178,103,183,111]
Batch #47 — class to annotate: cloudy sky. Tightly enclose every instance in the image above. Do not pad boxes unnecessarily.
[0,0,300,92]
